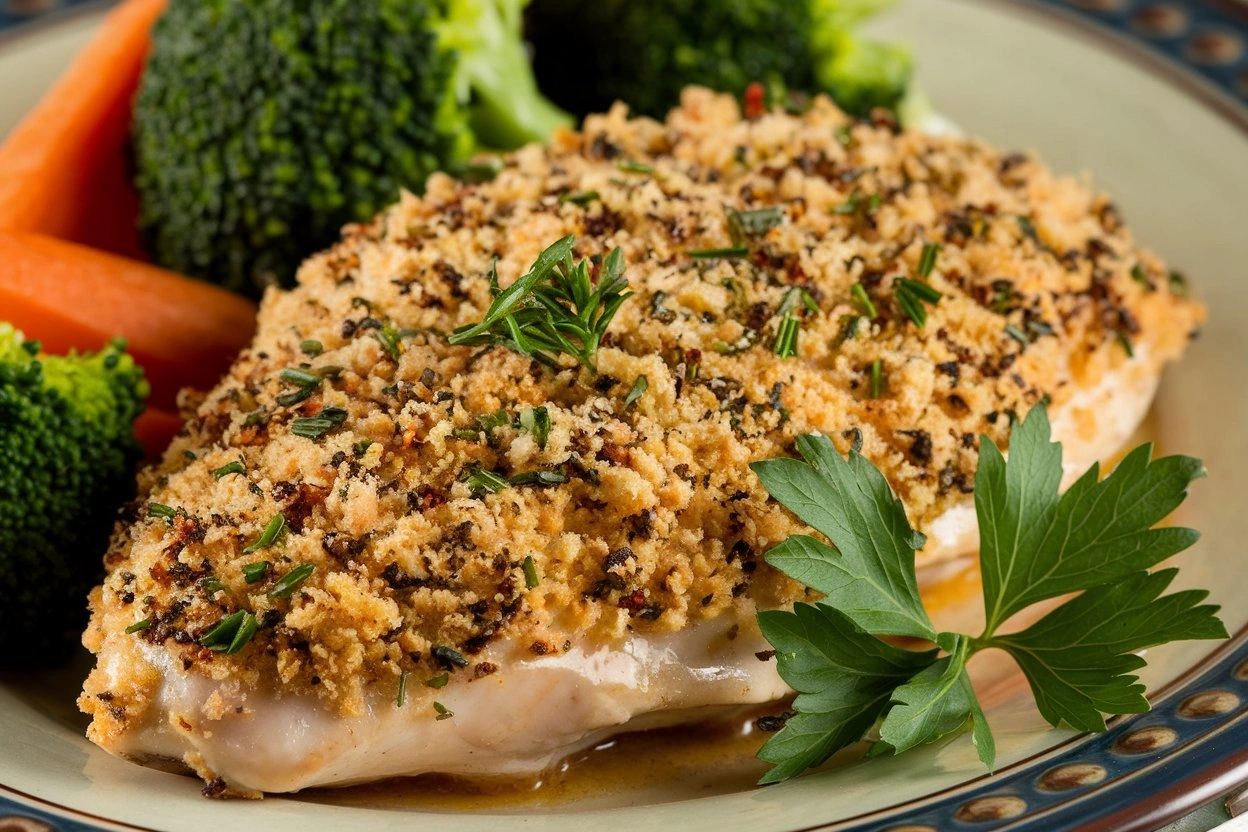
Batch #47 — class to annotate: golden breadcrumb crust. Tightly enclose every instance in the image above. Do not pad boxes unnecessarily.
[82,88,1201,728]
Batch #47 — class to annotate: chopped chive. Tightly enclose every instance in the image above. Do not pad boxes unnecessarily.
[353,440,375,456]
[199,577,227,596]
[199,610,257,655]
[376,321,402,362]
[433,645,470,671]
[727,206,784,239]
[149,503,177,519]
[290,407,348,439]
[243,513,286,554]
[688,246,750,260]
[452,428,482,441]
[244,409,268,427]
[465,468,509,497]
[212,460,246,481]
[396,670,409,707]
[1027,320,1056,338]
[125,618,152,635]
[270,564,315,599]
[1005,324,1030,346]
[508,470,569,486]
[433,701,454,720]
[1168,270,1189,296]
[616,159,653,175]
[833,191,862,215]
[522,556,540,589]
[839,314,862,342]
[894,278,943,328]
[1016,215,1040,242]
[280,368,321,387]
[917,243,942,278]
[559,190,600,206]
[1130,263,1154,290]
[867,194,882,213]
[869,360,885,399]
[241,561,270,584]
[425,673,450,689]
[461,157,503,184]
[184,450,197,461]
[624,375,648,411]
[773,315,801,358]
[477,409,510,432]
[300,339,324,357]
[1116,331,1135,358]
[850,283,878,318]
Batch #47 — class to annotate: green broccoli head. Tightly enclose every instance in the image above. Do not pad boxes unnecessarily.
[134,0,569,297]
[0,325,147,667]
[524,0,910,120]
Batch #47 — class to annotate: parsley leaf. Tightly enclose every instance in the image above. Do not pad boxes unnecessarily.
[756,603,936,784]
[751,433,936,640]
[753,402,1224,783]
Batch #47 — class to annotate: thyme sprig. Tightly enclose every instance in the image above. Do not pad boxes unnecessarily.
[448,235,631,373]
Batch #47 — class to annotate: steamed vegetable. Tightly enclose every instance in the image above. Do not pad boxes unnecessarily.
[0,326,148,667]
[133,0,570,297]
[524,0,911,120]
[0,0,166,260]
[0,231,256,415]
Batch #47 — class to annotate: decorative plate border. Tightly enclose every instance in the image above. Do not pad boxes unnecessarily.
[0,1,1245,831]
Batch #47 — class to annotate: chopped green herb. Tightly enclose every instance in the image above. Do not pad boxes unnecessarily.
[425,673,450,689]
[616,159,653,175]
[244,409,268,427]
[433,645,469,670]
[518,407,551,449]
[713,329,759,355]
[460,157,503,184]
[727,206,784,241]
[243,513,286,554]
[869,359,884,399]
[834,125,853,147]
[1016,214,1040,242]
[894,278,943,328]
[300,339,324,357]
[1116,330,1135,358]
[688,246,750,260]
[1168,271,1189,296]
[184,450,197,461]
[1004,324,1030,346]
[353,440,374,456]
[624,375,648,410]
[522,555,540,589]
[509,469,569,486]
[396,670,409,707]
[452,428,482,441]
[1130,263,1154,290]
[477,410,510,432]
[773,315,801,358]
[917,243,941,278]
[290,407,348,439]
[448,236,631,373]
[149,503,177,519]
[199,610,258,655]
[850,283,877,318]
[1027,320,1056,338]
[867,194,882,213]
[241,561,270,584]
[125,618,152,634]
[465,467,509,497]
[270,564,315,599]
[559,190,600,206]
[280,368,321,387]
[375,321,402,362]
[433,701,454,720]
[833,191,863,215]
[212,460,246,481]
[199,577,227,596]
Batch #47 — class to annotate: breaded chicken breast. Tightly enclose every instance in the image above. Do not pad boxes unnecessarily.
[80,88,1202,794]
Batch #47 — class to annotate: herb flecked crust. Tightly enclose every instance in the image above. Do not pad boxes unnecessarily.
[82,88,1201,728]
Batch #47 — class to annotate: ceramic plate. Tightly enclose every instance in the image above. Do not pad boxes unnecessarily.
[2,1,1247,830]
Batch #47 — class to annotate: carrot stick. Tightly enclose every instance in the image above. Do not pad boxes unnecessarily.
[134,407,183,460]
[0,231,255,412]
[0,0,166,259]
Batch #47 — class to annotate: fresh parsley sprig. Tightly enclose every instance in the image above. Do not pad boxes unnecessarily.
[751,404,1225,783]
[447,235,632,372]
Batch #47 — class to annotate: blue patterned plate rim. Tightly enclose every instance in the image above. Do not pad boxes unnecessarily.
[0,2,1245,831]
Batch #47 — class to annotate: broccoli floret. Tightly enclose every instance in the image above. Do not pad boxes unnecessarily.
[134,0,570,297]
[524,0,910,121]
[0,325,147,667]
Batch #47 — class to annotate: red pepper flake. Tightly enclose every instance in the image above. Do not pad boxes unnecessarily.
[618,589,647,613]
[744,82,766,119]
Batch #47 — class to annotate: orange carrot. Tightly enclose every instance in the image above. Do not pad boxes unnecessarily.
[0,0,166,259]
[0,231,255,412]
[134,407,183,460]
